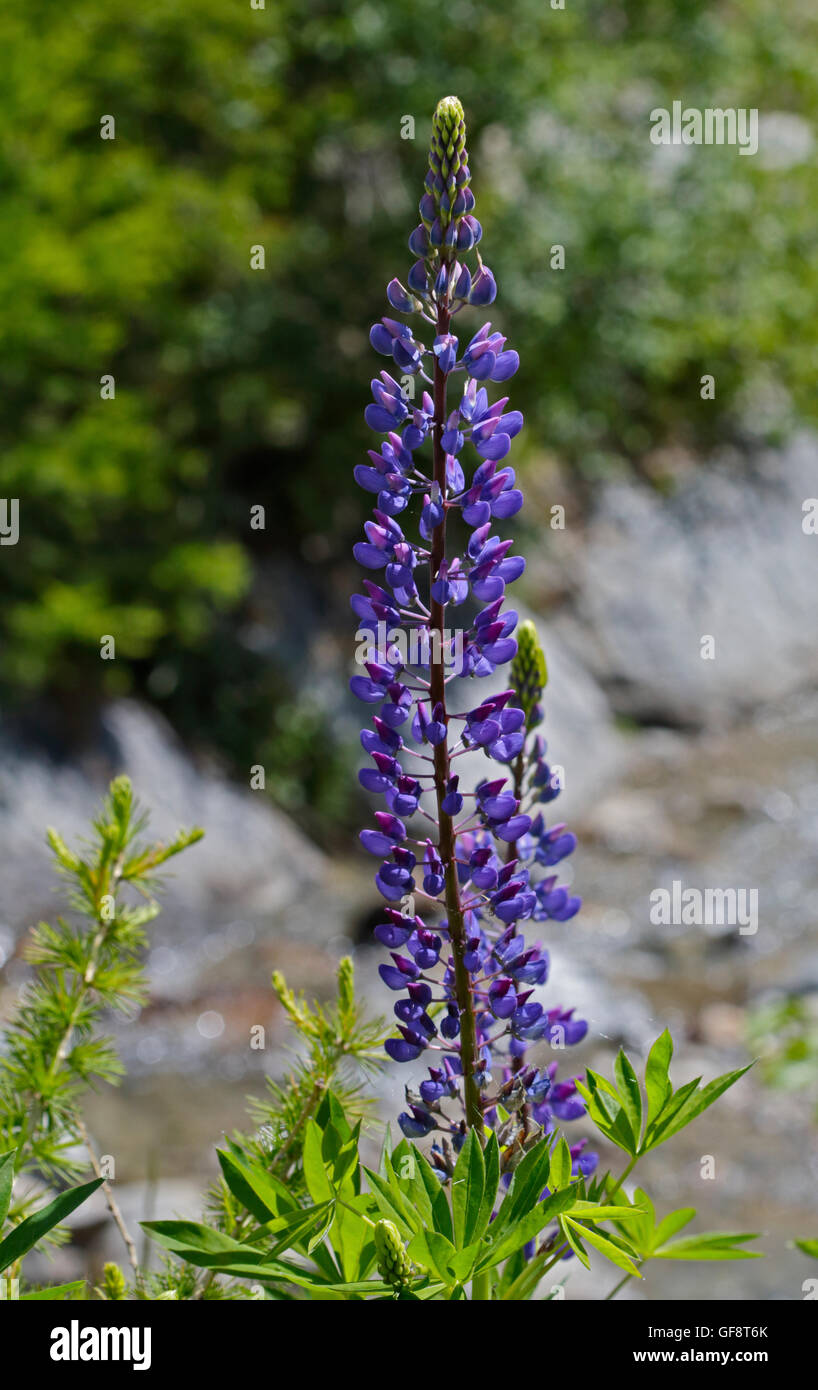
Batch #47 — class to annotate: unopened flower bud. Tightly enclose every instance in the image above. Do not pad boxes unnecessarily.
[101,1262,126,1300]
[511,619,548,727]
[374,1219,416,1290]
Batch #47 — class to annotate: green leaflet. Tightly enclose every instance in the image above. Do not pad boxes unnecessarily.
[606,1194,762,1273]
[549,1136,573,1191]
[217,1148,292,1224]
[794,1238,818,1259]
[568,1201,647,1223]
[645,1065,753,1150]
[303,1114,360,1209]
[475,1132,501,1240]
[0,1150,16,1227]
[652,1205,696,1248]
[644,1029,674,1126]
[142,1219,276,1263]
[577,1069,638,1156]
[20,1281,86,1301]
[451,1130,485,1249]
[476,1188,578,1272]
[653,1232,762,1262]
[387,1140,435,1227]
[487,1132,557,1246]
[387,1141,454,1242]
[563,1218,642,1278]
[559,1213,590,1268]
[0,1178,103,1273]
[362,1167,422,1239]
[142,1207,336,1271]
[406,1229,458,1284]
[614,1048,643,1150]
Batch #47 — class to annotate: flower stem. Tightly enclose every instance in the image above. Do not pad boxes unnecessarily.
[429,291,482,1136]
[608,1154,638,1201]
[605,1272,634,1300]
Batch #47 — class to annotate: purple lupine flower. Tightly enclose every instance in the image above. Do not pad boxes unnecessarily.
[351,96,588,1179]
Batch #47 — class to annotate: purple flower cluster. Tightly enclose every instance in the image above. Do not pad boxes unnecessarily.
[351,98,595,1180]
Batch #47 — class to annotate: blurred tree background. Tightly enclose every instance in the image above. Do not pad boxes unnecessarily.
[1,0,816,838]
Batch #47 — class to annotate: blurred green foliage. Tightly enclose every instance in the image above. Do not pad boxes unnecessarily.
[747,993,818,1123]
[1,0,815,825]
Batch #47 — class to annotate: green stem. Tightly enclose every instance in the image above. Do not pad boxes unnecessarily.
[607,1154,638,1201]
[605,1272,634,1300]
[471,1268,491,1301]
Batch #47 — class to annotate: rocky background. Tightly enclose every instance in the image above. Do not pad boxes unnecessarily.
[5,434,817,1300]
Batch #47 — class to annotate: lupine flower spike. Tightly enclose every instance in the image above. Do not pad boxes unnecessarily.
[352,97,595,1184]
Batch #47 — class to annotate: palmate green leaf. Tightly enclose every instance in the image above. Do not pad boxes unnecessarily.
[645,1064,753,1151]
[451,1130,485,1249]
[0,1178,103,1272]
[602,1184,656,1254]
[447,1241,486,1284]
[583,1032,752,1161]
[0,1150,16,1226]
[654,1231,762,1262]
[328,1133,360,1194]
[386,1145,431,1223]
[207,1253,343,1286]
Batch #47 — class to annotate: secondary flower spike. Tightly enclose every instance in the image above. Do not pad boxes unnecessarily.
[352,96,592,1183]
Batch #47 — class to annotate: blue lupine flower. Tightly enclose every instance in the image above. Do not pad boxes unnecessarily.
[351,96,588,1172]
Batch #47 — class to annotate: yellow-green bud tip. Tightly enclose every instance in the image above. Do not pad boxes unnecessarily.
[434,95,464,126]
[102,1262,127,1300]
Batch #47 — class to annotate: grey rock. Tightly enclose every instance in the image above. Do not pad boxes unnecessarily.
[0,700,325,949]
[554,434,818,727]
